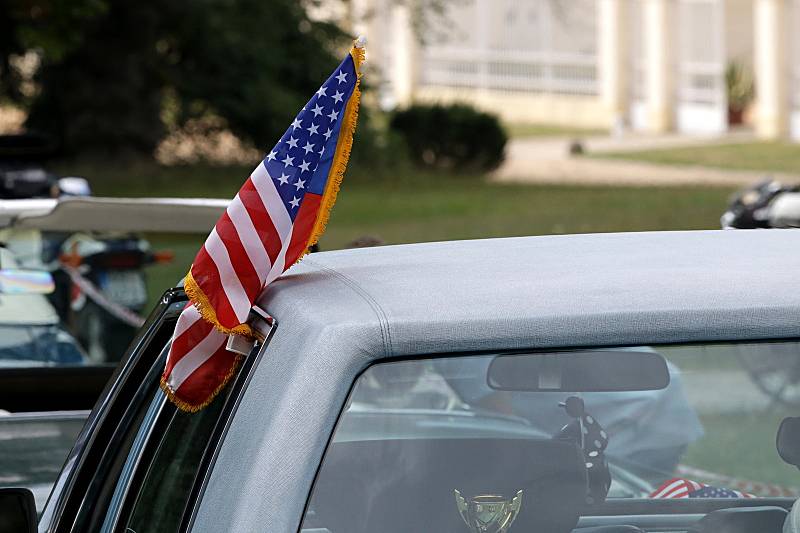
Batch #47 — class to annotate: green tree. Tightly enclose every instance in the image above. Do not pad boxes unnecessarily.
[2,0,346,155]
[0,0,108,104]
[166,0,345,153]
[25,1,167,153]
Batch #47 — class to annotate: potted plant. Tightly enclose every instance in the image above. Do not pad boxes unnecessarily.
[726,62,755,126]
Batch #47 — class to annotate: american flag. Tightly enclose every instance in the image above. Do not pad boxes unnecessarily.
[650,478,755,499]
[161,39,364,411]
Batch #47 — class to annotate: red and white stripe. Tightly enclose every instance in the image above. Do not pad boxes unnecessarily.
[650,478,705,499]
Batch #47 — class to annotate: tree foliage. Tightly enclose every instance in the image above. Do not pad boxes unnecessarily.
[1,0,347,155]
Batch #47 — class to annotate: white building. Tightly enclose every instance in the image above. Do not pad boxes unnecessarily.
[352,0,800,140]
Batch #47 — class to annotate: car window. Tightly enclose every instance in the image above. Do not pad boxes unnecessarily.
[38,294,185,532]
[301,341,800,533]
[120,388,229,533]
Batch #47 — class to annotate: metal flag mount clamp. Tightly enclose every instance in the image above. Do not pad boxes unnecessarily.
[225,305,275,356]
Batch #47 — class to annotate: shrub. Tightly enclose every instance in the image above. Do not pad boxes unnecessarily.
[389,103,507,172]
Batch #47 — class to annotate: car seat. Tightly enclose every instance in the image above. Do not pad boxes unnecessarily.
[688,506,787,533]
[785,501,800,533]
[304,437,588,533]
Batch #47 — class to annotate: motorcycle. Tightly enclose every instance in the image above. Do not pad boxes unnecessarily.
[721,179,800,229]
[0,134,174,361]
[54,233,173,362]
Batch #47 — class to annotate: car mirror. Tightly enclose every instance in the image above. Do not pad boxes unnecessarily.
[487,350,670,392]
[0,488,36,533]
[0,269,55,295]
[777,417,800,468]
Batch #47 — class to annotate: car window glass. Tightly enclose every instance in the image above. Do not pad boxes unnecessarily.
[99,364,238,533]
[121,392,228,533]
[301,341,800,533]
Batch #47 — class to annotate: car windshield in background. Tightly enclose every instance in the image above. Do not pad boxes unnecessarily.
[0,324,86,367]
[302,341,800,533]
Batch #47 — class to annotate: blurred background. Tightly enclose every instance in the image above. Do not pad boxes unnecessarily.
[1,0,798,313]
[2,0,800,510]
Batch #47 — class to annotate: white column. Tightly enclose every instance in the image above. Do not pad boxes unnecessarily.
[598,0,629,131]
[754,0,789,139]
[644,0,674,132]
[389,3,417,108]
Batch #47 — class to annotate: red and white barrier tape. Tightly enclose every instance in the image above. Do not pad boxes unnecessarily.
[61,265,146,328]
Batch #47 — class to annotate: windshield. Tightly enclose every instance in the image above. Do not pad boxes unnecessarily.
[302,341,800,533]
[0,324,87,367]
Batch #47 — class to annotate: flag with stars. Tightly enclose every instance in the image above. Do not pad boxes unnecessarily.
[161,39,365,411]
[650,478,754,499]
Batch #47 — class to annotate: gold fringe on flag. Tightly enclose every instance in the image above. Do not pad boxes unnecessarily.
[160,353,243,413]
[184,270,256,338]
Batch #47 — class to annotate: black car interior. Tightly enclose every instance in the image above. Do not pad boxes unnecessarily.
[302,413,800,533]
[305,437,589,532]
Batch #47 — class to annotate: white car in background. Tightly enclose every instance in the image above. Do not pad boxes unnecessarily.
[0,197,228,513]
[0,245,92,512]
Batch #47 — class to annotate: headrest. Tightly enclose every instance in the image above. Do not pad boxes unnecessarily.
[778,417,800,468]
[688,506,787,533]
[305,438,588,533]
[786,501,800,533]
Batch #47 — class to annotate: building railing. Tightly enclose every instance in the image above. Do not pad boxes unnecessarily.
[419,48,598,95]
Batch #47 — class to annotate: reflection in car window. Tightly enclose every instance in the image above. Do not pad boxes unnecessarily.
[302,342,800,533]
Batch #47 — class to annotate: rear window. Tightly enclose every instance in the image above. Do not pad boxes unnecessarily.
[301,341,800,533]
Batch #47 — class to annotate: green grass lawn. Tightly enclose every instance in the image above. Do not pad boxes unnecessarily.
[54,160,735,308]
[683,410,799,489]
[504,122,607,139]
[597,141,800,175]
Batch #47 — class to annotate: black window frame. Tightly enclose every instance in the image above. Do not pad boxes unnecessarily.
[97,312,276,533]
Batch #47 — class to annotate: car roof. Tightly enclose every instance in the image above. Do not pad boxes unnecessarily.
[260,229,800,354]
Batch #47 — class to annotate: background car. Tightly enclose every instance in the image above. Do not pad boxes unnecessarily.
[0,196,227,362]
[0,198,227,513]
[0,245,95,512]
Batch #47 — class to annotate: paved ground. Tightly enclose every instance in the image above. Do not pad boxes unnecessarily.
[493,131,800,187]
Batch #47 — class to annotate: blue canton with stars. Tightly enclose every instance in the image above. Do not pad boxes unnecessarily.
[262,54,358,221]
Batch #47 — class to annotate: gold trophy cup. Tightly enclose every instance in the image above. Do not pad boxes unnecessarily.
[454,489,523,533]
